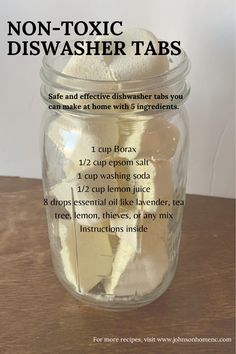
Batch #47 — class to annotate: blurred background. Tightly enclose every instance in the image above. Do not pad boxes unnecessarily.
[0,0,235,197]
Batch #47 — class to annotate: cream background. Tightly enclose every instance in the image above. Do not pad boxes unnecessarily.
[0,0,235,197]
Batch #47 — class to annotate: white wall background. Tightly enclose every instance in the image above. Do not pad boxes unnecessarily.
[0,0,235,198]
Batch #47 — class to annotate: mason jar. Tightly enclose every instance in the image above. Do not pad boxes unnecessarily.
[40,48,190,309]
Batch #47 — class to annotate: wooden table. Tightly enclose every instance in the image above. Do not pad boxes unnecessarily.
[0,177,234,354]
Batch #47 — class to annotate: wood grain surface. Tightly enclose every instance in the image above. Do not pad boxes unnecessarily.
[0,176,235,354]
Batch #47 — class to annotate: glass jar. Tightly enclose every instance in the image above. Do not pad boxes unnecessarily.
[40,48,190,309]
